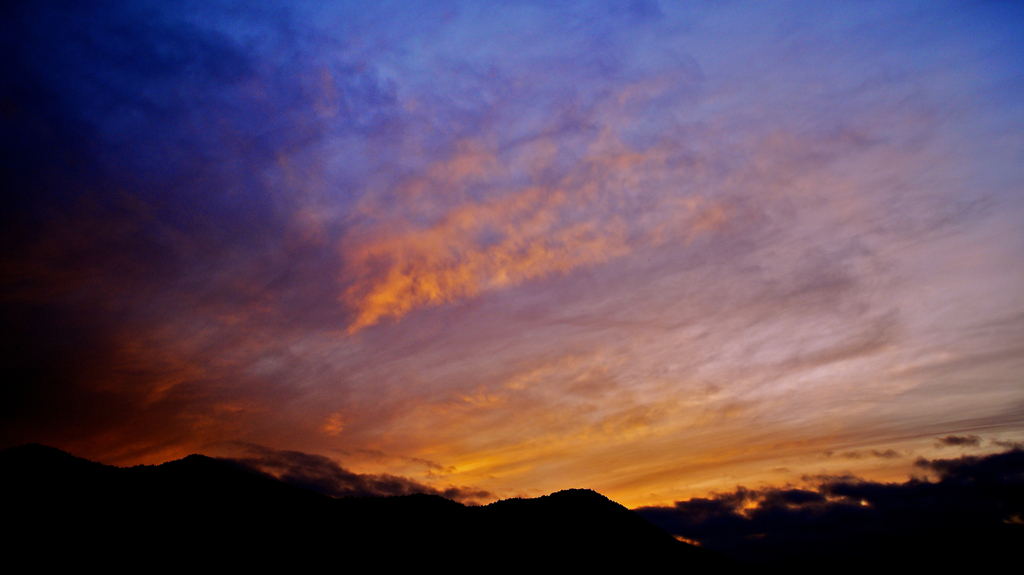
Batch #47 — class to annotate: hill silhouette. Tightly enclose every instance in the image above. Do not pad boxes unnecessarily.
[1,444,742,571]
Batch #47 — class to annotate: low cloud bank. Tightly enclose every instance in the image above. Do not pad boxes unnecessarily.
[636,448,1024,567]
[224,445,492,504]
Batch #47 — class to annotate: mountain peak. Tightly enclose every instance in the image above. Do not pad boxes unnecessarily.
[1,445,743,571]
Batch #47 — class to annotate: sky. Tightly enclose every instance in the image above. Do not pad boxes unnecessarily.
[2,0,1023,509]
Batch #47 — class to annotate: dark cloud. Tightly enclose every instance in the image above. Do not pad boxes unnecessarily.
[993,439,1024,450]
[936,434,981,447]
[838,449,901,459]
[635,448,1024,568]
[223,444,492,504]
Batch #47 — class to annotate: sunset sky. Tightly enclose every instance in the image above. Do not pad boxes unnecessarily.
[2,0,1022,508]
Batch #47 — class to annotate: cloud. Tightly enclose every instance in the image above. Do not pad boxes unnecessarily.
[223,444,492,504]
[341,153,733,331]
[993,439,1024,450]
[936,434,981,447]
[635,448,1024,567]
[838,449,902,460]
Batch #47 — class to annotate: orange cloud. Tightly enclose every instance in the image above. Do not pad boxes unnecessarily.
[341,136,731,332]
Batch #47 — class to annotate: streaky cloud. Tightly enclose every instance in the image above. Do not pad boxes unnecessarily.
[224,443,492,504]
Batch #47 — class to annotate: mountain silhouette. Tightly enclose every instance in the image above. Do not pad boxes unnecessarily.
[1,444,743,571]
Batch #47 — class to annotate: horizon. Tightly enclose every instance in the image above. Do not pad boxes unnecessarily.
[8,440,1021,504]
[6,440,1022,567]
[2,0,1023,510]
